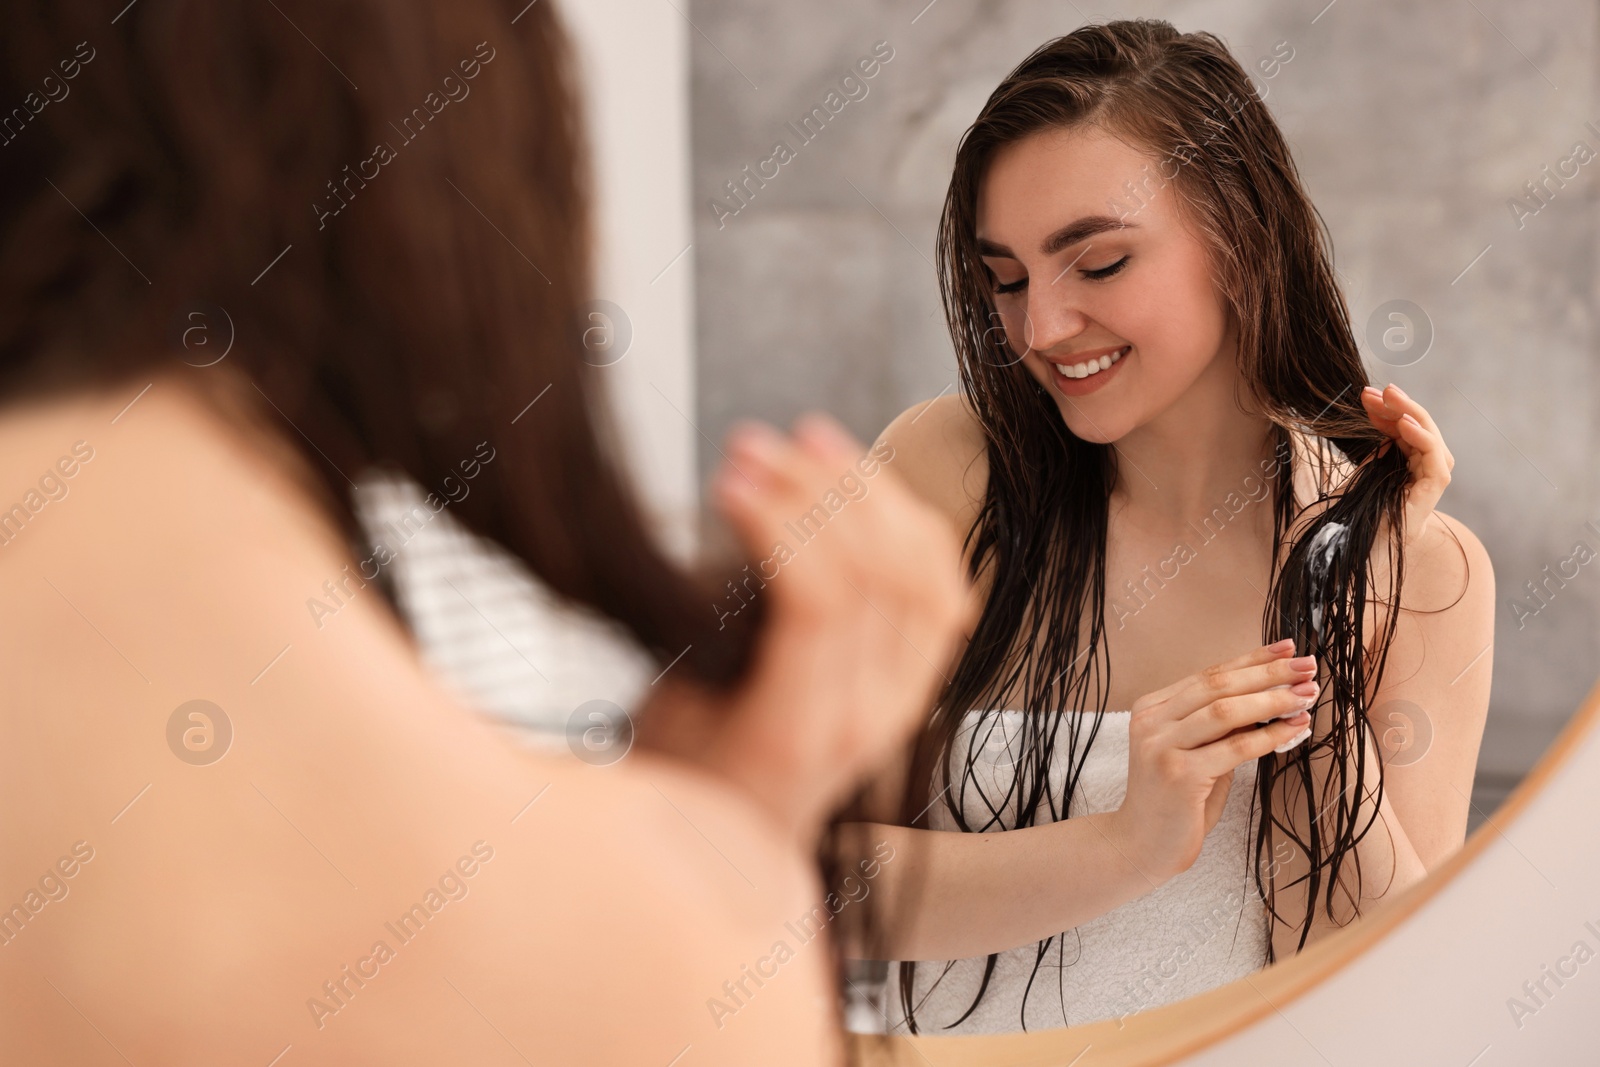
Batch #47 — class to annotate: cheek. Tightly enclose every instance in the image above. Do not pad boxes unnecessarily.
[1122,264,1227,376]
[989,303,1030,357]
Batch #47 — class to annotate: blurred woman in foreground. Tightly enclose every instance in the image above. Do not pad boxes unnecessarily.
[0,2,970,1063]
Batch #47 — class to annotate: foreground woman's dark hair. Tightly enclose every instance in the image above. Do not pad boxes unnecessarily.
[0,0,760,683]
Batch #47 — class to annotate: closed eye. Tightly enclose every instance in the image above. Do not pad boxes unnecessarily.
[1082,255,1130,281]
[980,262,1027,295]
[987,254,1130,295]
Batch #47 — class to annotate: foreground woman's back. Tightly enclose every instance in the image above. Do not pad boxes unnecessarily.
[0,4,977,1060]
[0,373,841,1064]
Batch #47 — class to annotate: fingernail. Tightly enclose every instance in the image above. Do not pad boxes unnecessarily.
[714,463,758,496]
[1274,726,1313,754]
[1290,679,1318,697]
[1268,638,1295,652]
[728,421,783,456]
[794,412,856,451]
[1289,655,1316,671]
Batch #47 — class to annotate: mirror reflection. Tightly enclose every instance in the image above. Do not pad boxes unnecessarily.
[669,6,1561,1040]
[808,20,1497,1035]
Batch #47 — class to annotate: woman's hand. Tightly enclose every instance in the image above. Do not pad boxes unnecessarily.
[638,412,977,850]
[1360,383,1454,550]
[1108,640,1322,883]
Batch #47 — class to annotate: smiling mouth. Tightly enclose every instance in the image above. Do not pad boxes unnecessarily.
[1049,345,1129,380]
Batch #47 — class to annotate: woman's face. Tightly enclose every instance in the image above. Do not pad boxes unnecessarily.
[974,123,1236,443]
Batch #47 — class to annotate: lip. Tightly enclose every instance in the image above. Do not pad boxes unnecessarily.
[1045,344,1130,397]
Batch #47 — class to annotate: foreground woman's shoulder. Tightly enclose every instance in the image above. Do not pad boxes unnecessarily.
[873,391,987,533]
[522,750,844,1061]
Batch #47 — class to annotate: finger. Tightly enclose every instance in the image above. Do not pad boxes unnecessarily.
[721,454,948,667]
[724,433,867,559]
[763,415,877,510]
[1390,412,1448,487]
[1365,384,1449,470]
[724,420,815,497]
[1359,386,1403,434]
[1360,386,1453,493]
[713,420,785,491]
[708,457,789,554]
[1398,411,1454,478]
[1359,393,1409,465]
[788,416,899,542]
[711,432,843,559]
[1380,383,1440,437]
[1394,416,1451,546]
[1188,712,1313,779]
[790,410,865,462]
[1136,640,1297,716]
[1168,674,1319,749]
[1361,383,1444,442]
[1396,409,1449,463]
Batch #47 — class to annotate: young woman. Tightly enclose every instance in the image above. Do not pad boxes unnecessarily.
[837,20,1495,1036]
[0,2,972,1063]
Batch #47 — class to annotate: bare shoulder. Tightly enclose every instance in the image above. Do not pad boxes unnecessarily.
[511,755,841,1063]
[1361,506,1495,694]
[1409,508,1495,612]
[873,391,988,542]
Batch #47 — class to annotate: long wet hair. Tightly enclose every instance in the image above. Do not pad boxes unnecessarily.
[0,0,764,678]
[0,0,879,1051]
[893,19,1422,1033]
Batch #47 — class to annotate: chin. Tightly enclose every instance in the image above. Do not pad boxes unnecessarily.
[1063,414,1128,445]
[1046,397,1131,445]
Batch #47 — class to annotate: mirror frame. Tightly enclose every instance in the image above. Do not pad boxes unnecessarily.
[848,673,1600,1065]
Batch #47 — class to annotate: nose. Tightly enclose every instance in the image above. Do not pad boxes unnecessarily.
[1023,285,1090,356]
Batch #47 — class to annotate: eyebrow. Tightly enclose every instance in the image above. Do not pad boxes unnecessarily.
[976,215,1138,259]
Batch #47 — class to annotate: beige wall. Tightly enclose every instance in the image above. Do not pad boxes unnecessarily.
[564,0,700,562]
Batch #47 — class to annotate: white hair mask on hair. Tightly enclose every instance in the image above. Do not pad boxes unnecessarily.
[1257,519,1351,752]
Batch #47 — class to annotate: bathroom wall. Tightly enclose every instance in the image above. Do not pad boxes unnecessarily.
[565,0,700,562]
[687,0,1600,821]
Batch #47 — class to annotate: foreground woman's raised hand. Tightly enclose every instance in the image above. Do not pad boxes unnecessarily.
[639,412,979,849]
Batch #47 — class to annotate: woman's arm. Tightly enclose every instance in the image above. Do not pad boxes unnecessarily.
[1268,509,1495,957]
[837,812,1166,961]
